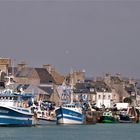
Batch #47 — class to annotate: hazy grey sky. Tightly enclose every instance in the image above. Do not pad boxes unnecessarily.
[0,0,140,78]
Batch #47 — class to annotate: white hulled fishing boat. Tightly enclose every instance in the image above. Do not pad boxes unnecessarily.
[55,103,84,124]
[55,84,85,124]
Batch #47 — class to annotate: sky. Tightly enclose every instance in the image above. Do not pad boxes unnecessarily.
[0,0,140,78]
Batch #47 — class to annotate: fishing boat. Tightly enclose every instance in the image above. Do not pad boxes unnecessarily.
[34,101,56,125]
[0,76,36,126]
[36,109,56,125]
[55,103,84,124]
[119,111,132,123]
[99,111,117,123]
[0,92,36,126]
[85,110,96,124]
[55,83,85,124]
[118,107,139,123]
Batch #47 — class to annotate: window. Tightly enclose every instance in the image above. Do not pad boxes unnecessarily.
[103,95,106,99]
[114,95,116,99]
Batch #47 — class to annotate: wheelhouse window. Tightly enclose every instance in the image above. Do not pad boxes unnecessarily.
[13,96,18,100]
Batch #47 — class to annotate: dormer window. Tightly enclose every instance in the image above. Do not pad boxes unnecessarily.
[90,88,94,92]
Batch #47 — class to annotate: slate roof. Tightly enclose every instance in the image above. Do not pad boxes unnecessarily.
[16,84,30,91]
[73,82,94,93]
[14,68,33,77]
[73,81,111,93]
[35,68,55,84]
[94,81,111,92]
[9,67,55,85]
[38,86,53,95]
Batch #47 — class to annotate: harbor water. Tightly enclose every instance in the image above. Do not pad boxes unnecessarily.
[0,124,140,140]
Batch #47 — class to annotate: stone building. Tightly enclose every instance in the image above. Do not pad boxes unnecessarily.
[0,58,11,81]
[72,80,113,108]
[0,58,62,103]
[65,70,85,88]
[73,82,96,103]
[0,58,11,73]
[103,73,140,106]
[43,64,64,85]
[104,73,129,103]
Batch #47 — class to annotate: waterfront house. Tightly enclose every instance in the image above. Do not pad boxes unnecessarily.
[93,81,112,108]
[73,82,96,103]
[67,77,113,109]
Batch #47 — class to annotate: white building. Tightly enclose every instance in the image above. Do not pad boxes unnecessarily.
[96,91,112,108]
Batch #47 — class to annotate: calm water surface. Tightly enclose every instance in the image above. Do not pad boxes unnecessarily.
[0,124,140,140]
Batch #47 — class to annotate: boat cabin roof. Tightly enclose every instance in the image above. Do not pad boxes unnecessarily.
[103,111,113,116]
[0,92,33,97]
[64,104,80,108]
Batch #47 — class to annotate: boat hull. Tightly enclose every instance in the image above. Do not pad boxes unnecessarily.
[99,116,117,123]
[55,107,84,124]
[0,106,35,126]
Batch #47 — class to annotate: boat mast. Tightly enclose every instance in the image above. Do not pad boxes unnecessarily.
[134,82,138,107]
[70,72,74,104]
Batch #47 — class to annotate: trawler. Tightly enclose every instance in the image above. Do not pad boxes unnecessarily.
[0,75,36,126]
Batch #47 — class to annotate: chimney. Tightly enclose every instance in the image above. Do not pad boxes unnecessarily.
[43,64,52,74]
[17,61,27,71]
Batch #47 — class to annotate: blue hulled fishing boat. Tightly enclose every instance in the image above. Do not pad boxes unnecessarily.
[0,76,36,126]
[0,92,36,126]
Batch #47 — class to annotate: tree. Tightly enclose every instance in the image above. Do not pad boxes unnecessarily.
[123,97,132,104]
